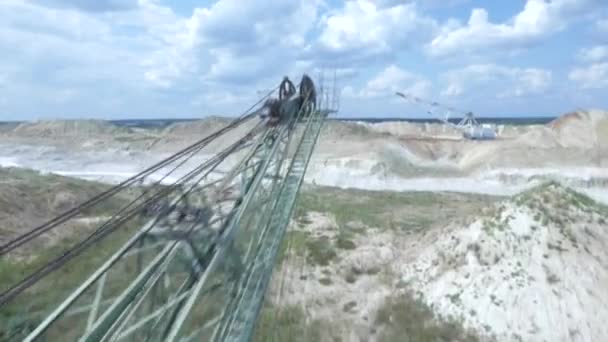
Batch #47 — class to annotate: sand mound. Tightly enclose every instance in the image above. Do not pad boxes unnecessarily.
[12,120,130,137]
[401,182,608,341]
[547,110,608,149]
[319,120,377,140]
[161,116,232,138]
[150,116,263,154]
[364,121,462,138]
[514,126,560,148]
[0,167,123,252]
[548,111,585,130]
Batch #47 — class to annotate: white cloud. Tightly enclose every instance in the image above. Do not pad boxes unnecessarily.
[0,0,201,117]
[192,0,319,51]
[3,0,111,41]
[30,0,138,12]
[441,83,463,97]
[0,1,148,85]
[428,0,604,57]
[372,0,469,10]
[180,0,321,85]
[0,0,331,118]
[318,0,437,60]
[578,45,608,63]
[569,63,608,89]
[345,65,432,99]
[0,0,604,119]
[442,64,552,98]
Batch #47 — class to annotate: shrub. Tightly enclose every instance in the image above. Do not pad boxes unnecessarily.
[306,237,337,266]
[335,234,356,250]
[374,294,480,342]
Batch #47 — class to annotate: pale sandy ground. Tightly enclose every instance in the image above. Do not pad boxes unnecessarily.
[1,110,607,202]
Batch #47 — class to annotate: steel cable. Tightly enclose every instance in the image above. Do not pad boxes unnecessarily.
[0,86,279,256]
[0,121,265,308]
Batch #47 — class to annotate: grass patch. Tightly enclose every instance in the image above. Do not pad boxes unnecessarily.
[318,277,333,286]
[0,218,144,340]
[342,301,357,313]
[375,293,480,342]
[294,187,443,229]
[253,305,326,342]
[335,231,356,250]
[344,271,358,284]
[306,236,337,266]
[544,266,560,284]
[0,168,145,339]
[277,230,311,264]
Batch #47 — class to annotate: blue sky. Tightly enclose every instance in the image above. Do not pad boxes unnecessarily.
[1,0,608,120]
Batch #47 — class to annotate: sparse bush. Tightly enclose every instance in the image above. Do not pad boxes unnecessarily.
[278,230,311,264]
[318,277,333,286]
[374,293,480,342]
[447,293,461,305]
[342,301,357,313]
[254,305,325,342]
[344,272,357,284]
[467,243,482,263]
[367,266,381,275]
[544,266,560,284]
[306,236,337,266]
[546,274,560,284]
[335,233,356,250]
[298,215,313,225]
[292,187,453,231]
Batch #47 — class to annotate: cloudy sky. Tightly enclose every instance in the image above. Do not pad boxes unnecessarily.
[1,0,608,120]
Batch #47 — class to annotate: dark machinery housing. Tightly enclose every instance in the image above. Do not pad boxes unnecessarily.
[259,75,316,126]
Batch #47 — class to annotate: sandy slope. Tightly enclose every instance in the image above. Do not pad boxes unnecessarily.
[399,183,608,342]
[260,183,608,341]
[0,110,607,199]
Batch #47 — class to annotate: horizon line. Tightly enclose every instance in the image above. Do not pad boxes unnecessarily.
[0,114,561,123]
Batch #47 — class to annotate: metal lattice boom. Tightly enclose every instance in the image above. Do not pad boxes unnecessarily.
[1,73,339,342]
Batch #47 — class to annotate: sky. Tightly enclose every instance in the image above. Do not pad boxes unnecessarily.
[1,0,608,120]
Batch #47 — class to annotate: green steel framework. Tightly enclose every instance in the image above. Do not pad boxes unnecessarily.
[21,86,333,341]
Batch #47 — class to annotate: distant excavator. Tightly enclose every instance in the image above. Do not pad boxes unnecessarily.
[395,92,497,140]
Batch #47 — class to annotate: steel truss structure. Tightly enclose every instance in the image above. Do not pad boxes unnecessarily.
[0,74,338,342]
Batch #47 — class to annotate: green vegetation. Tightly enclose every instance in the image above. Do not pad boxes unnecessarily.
[375,293,480,342]
[293,186,496,237]
[318,277,333,286]
[277,230,311,264]
[517,181,608,216]
[253,305,326,342]
[306,236,337,266]
[543,265,561,284]
[253,293,482,341]
[0,173,502,340]
[0,218,144,340]
[277,229,347,267]
[335,231,356,250]
[0,167,138,244]
[294,186,443,230]
[342,301,357,313]
[344,271,358,284]
[510,182,607,249]
[0,167,144,340]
